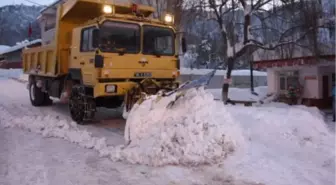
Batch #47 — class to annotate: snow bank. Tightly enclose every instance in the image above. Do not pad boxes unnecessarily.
[121,87,246,166]
[0,106,109,154]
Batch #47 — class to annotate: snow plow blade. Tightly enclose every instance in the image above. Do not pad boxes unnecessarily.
[123,69,218,118]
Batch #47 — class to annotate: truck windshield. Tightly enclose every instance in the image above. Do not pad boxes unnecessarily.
[99,21,140,54]
[143,25,174,56]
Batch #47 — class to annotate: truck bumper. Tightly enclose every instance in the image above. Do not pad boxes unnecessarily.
[94,81,137,97]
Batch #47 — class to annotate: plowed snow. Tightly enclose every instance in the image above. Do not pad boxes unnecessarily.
[122,87,245,166]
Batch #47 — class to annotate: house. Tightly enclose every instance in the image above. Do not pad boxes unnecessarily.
[37,0,66,45]
[0,39,42,69]
[254,55,335,109]
[252,0,335,109]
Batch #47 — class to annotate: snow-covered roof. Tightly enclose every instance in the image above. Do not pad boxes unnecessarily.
[0,45,10,54]
[0,39,42,55]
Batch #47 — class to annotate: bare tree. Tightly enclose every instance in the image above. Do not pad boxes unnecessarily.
[135,0,184,29]
[186,0,334,104]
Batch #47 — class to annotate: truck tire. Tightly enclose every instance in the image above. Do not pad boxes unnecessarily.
[68,85,95,124]
[29,81,45,106]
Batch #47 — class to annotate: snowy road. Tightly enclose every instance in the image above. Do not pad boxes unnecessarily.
[0,126,262,185]
[0,126,145,185]
[0,78,263,185]
[0,79,126,146]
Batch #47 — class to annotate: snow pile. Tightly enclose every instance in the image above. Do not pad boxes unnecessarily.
[119,87,246,166]
[226,105,335,185]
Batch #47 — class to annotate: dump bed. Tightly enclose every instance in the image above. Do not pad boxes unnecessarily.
[22,45,61,77]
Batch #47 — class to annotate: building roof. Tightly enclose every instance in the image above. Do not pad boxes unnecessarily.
[253,55,335,69]
[0,39,42,55]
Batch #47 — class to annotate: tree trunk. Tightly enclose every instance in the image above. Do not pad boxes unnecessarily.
[222,57,235,104]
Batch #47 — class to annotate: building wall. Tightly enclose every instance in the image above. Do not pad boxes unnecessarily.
[300,66,319,99]
[39,14,56,45]
[4,50,22,62]
[266,66,320,99]
[266,68,277,94]
[318,66,335,97]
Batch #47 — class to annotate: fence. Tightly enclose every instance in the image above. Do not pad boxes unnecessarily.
[178,74,267,89]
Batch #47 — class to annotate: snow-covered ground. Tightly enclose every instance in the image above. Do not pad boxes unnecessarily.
[0,69,334,185]
[208,86,268,101]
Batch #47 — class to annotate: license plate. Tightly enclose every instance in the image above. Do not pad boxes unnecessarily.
[134,72,152,78]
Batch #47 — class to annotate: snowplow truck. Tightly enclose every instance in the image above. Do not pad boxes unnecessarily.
[22,0,186,124]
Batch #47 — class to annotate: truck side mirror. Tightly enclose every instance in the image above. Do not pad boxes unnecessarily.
[181,37,187,54]
[92,29,100,48]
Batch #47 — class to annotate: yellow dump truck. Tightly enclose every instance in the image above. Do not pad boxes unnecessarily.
[22,0,186,124]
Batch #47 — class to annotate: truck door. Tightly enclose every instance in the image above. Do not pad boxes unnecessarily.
[71,26,97,86]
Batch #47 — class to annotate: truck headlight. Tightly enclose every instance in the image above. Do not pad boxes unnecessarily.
[103,5,113,14]
[164,14,174,24]
[105,85,117,93]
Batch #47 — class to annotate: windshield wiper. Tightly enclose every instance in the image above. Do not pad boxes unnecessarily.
[115,48,126,56]
[152,49,162,57]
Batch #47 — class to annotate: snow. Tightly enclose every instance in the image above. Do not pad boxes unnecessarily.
[124,88,335,185]
[0,68,24,79]
[180,67,267,76]
[0,45,10,53]
[0,39,41,55]
[0,69,334,185]
[225,104,335,185]
[244,4,252,16]
[123,87,246,166]
[208,86,268,101]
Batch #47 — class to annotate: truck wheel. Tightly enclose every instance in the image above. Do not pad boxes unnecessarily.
[29,81,45,106]
[69,85,95,124]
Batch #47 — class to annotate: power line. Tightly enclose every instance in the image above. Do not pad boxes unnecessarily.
[22,0,46,6]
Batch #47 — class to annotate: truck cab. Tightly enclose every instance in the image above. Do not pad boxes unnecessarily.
[22,0,187,123]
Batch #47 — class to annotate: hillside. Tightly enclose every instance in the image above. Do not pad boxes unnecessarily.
[0,5,42,46]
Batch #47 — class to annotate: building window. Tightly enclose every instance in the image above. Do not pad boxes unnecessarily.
[280,77,286,90]
[279,71,299,91]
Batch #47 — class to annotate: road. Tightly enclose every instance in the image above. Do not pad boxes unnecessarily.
[0,78,127,146]
[0,78,263,185]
